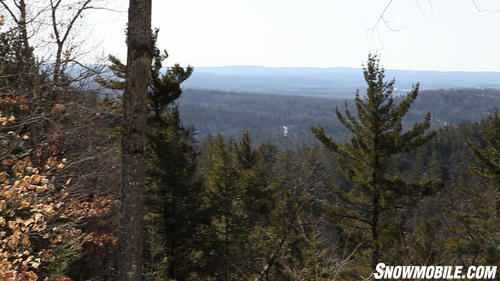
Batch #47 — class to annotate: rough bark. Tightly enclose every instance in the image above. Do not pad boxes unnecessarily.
[117,0,152,280]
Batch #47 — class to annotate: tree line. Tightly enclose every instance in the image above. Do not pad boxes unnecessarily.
[178,87,500,148]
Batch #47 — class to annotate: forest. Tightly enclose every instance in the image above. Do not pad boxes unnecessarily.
[178,87,500,148]
[0,1,499,281]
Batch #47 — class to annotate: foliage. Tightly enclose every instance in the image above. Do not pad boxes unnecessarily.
[100,28,199,280]
[467,110,500,186]
[3,6,499,277]
[449,110,500,264]
[0,111,114,280]
[312,54,441,272]
[0,3,120,278]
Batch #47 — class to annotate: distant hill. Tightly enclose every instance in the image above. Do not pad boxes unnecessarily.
[182,66,500,98]
[178,88,500,147]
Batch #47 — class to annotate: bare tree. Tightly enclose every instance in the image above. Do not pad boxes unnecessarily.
[48,0,92,84]
[0,0,108,79]
[117,0,152,280]
[0,1,124,278]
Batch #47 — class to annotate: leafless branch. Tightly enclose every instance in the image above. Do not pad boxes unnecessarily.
[368,0,403,36]
[471,0,500,13]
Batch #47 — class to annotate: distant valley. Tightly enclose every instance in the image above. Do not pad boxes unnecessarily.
[182,66,500,98]
[178,88,500,147]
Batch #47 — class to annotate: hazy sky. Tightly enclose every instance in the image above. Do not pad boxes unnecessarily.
[89,0,500,71]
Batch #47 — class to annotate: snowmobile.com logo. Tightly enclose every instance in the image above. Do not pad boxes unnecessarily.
[374,263,497,279]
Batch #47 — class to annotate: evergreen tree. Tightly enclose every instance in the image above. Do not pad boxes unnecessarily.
[99,29,198,280]
[234,132,274,226]
[467,110,500,186]
[201,135,248,280]
[197,133,282,280]
[459,110,500,264]
[118,0,152,278]
[312,54,440,271]
[144,29,197,280]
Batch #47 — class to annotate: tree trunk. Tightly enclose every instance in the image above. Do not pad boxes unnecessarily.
[18,0,33,65]
[117,0,152,280]
[371,192,380,270]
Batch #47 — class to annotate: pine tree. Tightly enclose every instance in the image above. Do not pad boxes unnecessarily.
[118,0,152,279]
[234,131,274,226]
[460,110,500,264]
[145,41,198,279]
[467,110,500,186]
[312,54,440,271]
[99,28,197,279]
[202,135,248,280]
[196,133,282,280]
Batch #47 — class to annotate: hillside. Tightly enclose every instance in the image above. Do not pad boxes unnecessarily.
[182,66,500,98]
[179,88,500,147]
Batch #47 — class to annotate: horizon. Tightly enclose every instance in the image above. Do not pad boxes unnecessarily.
[89,0,500,72]
[192,65,500,73]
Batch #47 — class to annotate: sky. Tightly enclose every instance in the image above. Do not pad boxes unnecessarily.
[88,0,500,71]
